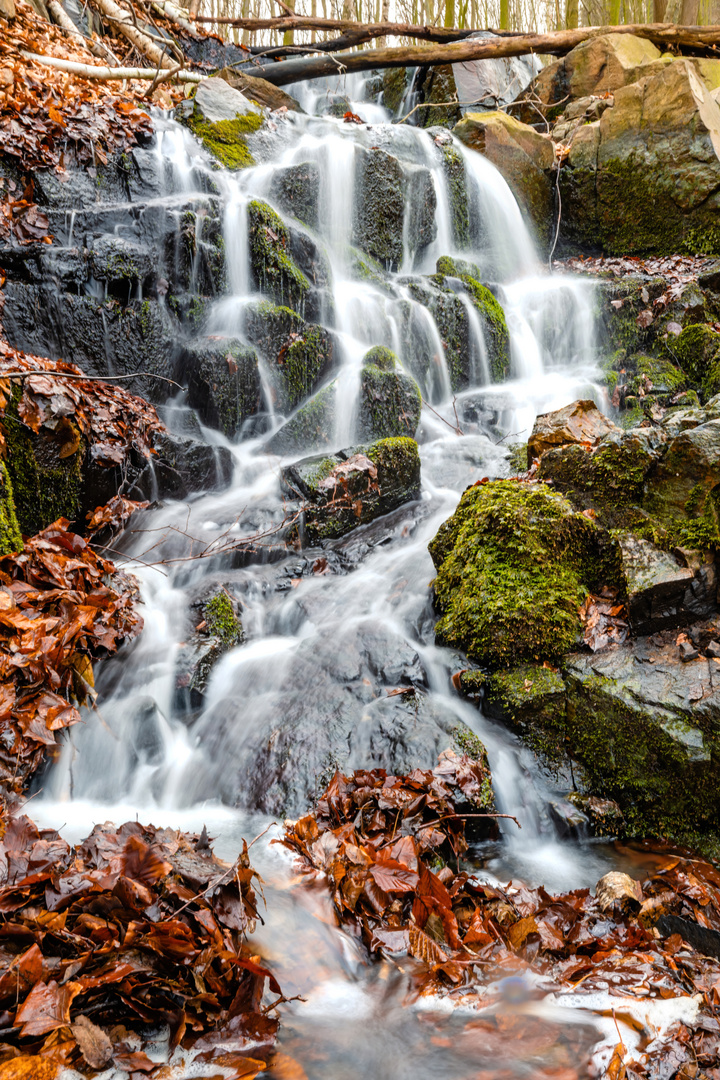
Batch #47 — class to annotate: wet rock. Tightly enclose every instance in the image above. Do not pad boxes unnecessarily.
[193,76,263,125]
[619,534,716,633]
[282,437,421,545]
[266,380,337,456]
[2,285,176,404]
[559,60,720,255]
[216,67,303,113]
[381,67,409,115]
[247,198,310,314]
[416,64,461,129]
[244,301,337,413]
[179,337,261,438]
[548,799,588,840]
[429,479,614,667]
[129,430,233,502]
[478,664,567,735]
[454,110,555,248]
[407,269,510,390]
[529,398,621,461]
[175,589,244,712]
[353,147,405,268]
[89,236,154,291]
[434,134,471,248]
[680,640,700,661]
[183,615,485,816]
[268,161,320,230]
[357,346,421,441]
[595,871,642,913]
[568,793,625,837]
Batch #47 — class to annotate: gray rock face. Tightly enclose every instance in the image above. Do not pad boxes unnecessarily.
[453,31,542,114]
[268,161,320,230]
[176,617,480,816]
[619,534,716,634]
[353,146,405,267]
[89,236,154,286]
[193,77,263,124]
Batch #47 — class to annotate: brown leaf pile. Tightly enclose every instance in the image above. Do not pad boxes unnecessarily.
[0,518,142,790]
[0,0,154,176]
[0,179,51,248]
[0,810,280,1078]
[284,764,720,1080]
[579,587,628,652]
[0,340,165,468]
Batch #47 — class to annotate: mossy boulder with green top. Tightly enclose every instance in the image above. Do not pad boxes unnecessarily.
[357,346,422,441]
[281,437,421,545]
[247,200,310,315]
[429,479,617,667]
[183,77,266,171]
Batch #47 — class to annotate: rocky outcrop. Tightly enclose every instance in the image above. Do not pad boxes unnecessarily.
[454,111,555,248]
[282,437,421,545]
[180,337,261,439]
[352,147,436,268]
[528,398,620,460]
[558,59,720,255]
[181,77,266,171]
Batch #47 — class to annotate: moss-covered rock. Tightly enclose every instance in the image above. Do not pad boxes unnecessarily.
[244,302,336,413]
[247,199,310,315]
[185,106,265,171]
[481,663,567,760]
[429,479,616,667]
[0,462,22,555]
[282,437,421,544]
[438,139,470,249]
[352,147,404,268]
[2,387,84,536]
[382,67,409,115]
[180,337,261,438]
[358,347,421,441]
[268,161,320,230]
[187,588,245,698]
[417,65,461,129]
[671,323,720,385]
[408,270,510,389]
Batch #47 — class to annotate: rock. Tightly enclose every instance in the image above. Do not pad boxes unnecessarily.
[644,417,720,534]
[452,33,542,114]
[407,268,510,389]
[529,399,621,461]
[595,871,642,913]
[179,337,261,438]
[89,236,154,289]
[453,111,555,248]
[131,430,233,502]
[268,162,320,230]
[357,346,421,441]
[281,437,421,545]
[435,134,471,248]
[680,640,700,661]
[672,323,720,387]
[416,64,461,129]
[216,67,303,113]
[183,80,265,170]
[429,479,614,667]
[247,199,310,314]
[559,60,720,255]
[548,799,588,840]
[479,663,567,740]
[619,533,716,634]
[244,302,337,413]
[381,68,409,114]
[0,0,16,17]
[352,147,405,268]
[266,381,337,455]
[568,793,625,836]
[193,77,263,125]
[517,33,667,120]
[708,640,720,658]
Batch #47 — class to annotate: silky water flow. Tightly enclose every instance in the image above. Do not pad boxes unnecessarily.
[32,74,641,1078]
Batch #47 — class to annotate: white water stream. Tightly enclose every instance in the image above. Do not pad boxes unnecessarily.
[32,76,643,1077]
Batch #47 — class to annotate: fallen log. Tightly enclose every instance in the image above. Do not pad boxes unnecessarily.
[88,0,177,67]
[22,49,202,80]
[246,22,720,86]
[150,0,200,37]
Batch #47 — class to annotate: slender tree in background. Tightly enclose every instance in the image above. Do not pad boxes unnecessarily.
[565,0,578,27]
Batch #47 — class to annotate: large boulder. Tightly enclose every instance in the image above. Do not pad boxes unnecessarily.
[559,60,720,255]
[244,302,337,414]
[429,479,615,667]
[281,437,421,545]
[179,337,261,438]
[529,398,621,461]
[247,199,311,314]
[517,33,668,122]
[352,148,436,268]
[453,111,555,248]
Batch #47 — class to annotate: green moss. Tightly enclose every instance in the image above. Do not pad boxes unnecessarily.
[362,346,396,372]
[439,142,469,248]
[670,323,720,385]
[506,442,528,474]
[429,479,617,668]
[452,724,487,760]
[2,390,84,536]
[536,436,655,526]
[367,436,420,496]
[0,463,22,555]
[359,354,421,441]
[632,355,686,396]
[281,326,334,411]
[185,107,264,170]
[204,591,243,649]
[460,275,510,381]
[247,199,309,315]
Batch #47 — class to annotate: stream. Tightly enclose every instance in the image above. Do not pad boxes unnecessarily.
[29,72,657,1078]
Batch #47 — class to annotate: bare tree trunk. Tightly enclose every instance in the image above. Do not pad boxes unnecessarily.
[681,0,699,18]
[566,0,579,27]
[90,0,177,66]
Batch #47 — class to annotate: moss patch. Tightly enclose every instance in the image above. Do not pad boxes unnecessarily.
[204,591,244,649]
[185,107,264,170]
[247,200,309,315]
[358,350,421,441]
[429,479,617,667]
[0,463,22,555]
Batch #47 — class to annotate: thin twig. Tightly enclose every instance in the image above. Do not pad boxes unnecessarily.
[1,368,186,390]
[422,395,463,435]
[416,811,522,830]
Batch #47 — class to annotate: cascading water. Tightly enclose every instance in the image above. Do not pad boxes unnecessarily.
[33,75,621,1077]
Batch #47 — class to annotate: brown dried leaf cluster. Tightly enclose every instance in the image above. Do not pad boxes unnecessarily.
[0,518,142,790]
[0,810,279,1078]
[0,340,165,468]
[284,764,720,1080]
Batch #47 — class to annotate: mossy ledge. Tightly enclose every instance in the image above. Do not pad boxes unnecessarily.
[247,199,309,315]
[185,107,265,170]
